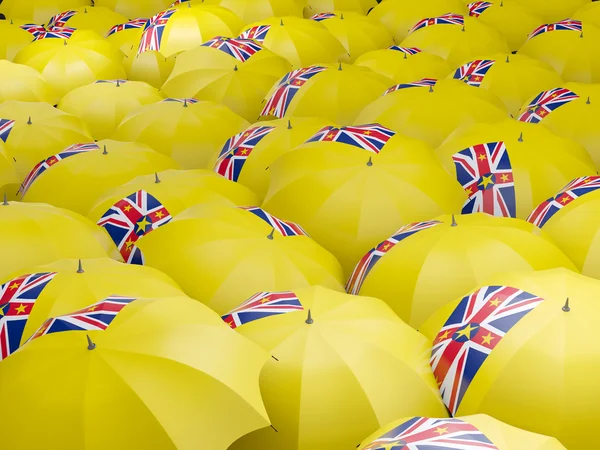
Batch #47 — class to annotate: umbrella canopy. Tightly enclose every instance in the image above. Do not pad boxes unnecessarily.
[0,141,19,196]
[518,0,590,23]
[420,268,600,450]
[0,60,57,104]
[0,20,35,61]
[105,17,146,55]
[173,0,303,24]
[434,118,595,219]
[354,45,452,84]
[208,117,332,201]
[0,0,90,23]
[94,0,172,19]
[0,295,270,450]
[355,78,508,148]
[349,213,577,328]
[262,127,466,276]
[304,0,376,16]
[358,414,566,449]
[13,29,126,100]
[20,140,180,216]
[58,80,164,140]
[112,98,250,169]
[124,50,176,89]
[228,286,448,450]
[237,16,347,67]
[137,203,345,314]
[259,63,392,125]
[161,37,292,121]
[44,6,129,36]
[573,1,600,28]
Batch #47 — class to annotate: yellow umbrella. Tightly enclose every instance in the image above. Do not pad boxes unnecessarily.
[356,78,508,148]
[0,60,57,104]
[105,17,147,55]
[237,16,347,68]
[13,29,126,100]
[350,213,576,328]
[354,45,452,84]
[112,98,250,169]
[304,0,376,16]
[20,140,179,216]
[526,176,600,279]
[58,80,164,140]
[173,0,303,24]
[136,5,244,57]
[448,53,563,118]
[0,100,92,182]
[0,201,110,281]
[262,127,466,276]
[259,63,392,125]
[308,11,393,63]
[400,14,510,67]
[0,141,19,196]
[420,268,600,450]
[95,0,172,19]
[161,37,292,121]
[137,203,345,314]
[573,1,600,28]
[208,117,332,201]
[0,295,270,450]
[519,20,600,83]
[434,118,595,219]
[44,6,128,36]
[228,286,448,450]
[123,50,176,88]
[367,0,468,43]
[0,0,90,24]
[358,414,566,449]
[0,20,35,61]
[517,0,590,23]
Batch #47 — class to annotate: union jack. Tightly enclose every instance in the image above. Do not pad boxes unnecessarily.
[27,296,135,342]
[170,0,190,5]
[453,60,495,87]
[260,66,327,118]
[0,119,15,143]
[306,123,395,154]
[383,78,437,94]
[214,126,275,181]
[20,143,99,196]
[95,79,128,85]
[221,291,303,329]
[467,1,493,17]
[527,19,582,40]
[346,221,442,295]
[238,25,271,43]
[388,45,422,55]
[138,8,177,54]
[409,13,464,35]
[97,190,172,264]
[239,206,308,237]
[162,98,199,104]
[0,272,57,360]
[517,87,579,123]
[20,24,46,38]
[106,18,148,37]
[527,176,600,228]
[362,417,499,449]
[33,26,75,40]
[310,12,337,21]
[201,37,263,62]
[47,10,77,28]
[452,142,516,217]
[430,285,544,415]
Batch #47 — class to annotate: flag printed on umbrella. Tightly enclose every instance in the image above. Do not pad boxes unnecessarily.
[430,285,544,415]
[0,119,15,143]
[27,296,135,342]
[47,10,77,28]
[346,221,442,295]
[138,8,177,54]
[517,88,579,123]
[0,272,57,360]
[239,206,308,236]
[20,143,100,196]
[238,25,271,43]
[162,98,199,104]
[527,176,600,228]
[383,78,437,94]
[106,18,148,37]
[214,126,275,181]
[310,12,337,21]
[97,190,172,265]
[452,142,516,218]
[362,417,499,450]
[453,60,495,87]
[306,123,396,153]
[409,13,464,34]
[467,1,493,17]
[34,26,76,40]
[388,45,422,55]
[170,0,190,5]
[221,291,303,329]
[260,66,327,118]
[201,37,263,62]
[20,24,46,38]
[527,19,582,40]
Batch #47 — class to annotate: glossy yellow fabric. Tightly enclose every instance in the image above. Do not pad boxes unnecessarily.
[59,6,128,36]
[0,141,19,196]
[137,203,345,314]
[123,50,176,89]
[0,0,90,23]
[174,0,303,24]
[357,213,577,328]
[94,0,173,20]
[303,0,376,16]
[573,1,600,29]
[0,20,36,61]
[0,296,270,450]
[230,285,448,450]
[518,0,590,23]
[105,23,144,55]
[0,60,58,104]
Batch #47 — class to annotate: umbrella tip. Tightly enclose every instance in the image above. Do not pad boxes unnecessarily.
[428,84,434,93]
[270,424,279,433]
[518,132,523,142]
[77,259,84,273]
[86,334,96,350]
[366,156,373,166]
[305,309,314,324]
[64,39,67,46]
[102,145,108,155]
[500,0,503,5]
[84,7,87,13]
[2,193,7,206]
[562,298,570,312]
[340,12,344,19]
[451,214,457,227]
[287,119,292,129]
[587,96,591,104]
[506,55,510,63]
[580,31,584,38]
[116,79,121,87]
[461,25,465,32]
[27,116,32,125]
[233,64,238,71]
[155,172,161,183]
[267,228,275,240]
[338,62,342,71]
[183,98,188,107]
[280,19,284,26]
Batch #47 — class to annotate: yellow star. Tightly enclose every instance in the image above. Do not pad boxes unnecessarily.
[561,196,570,204]
[382,243,391,251]
[136,216,151,233]
[481,332,495,346]
[437,329,450,341]
[15,303,27,314]
[125,239,135,249]
[326,133,335,140]
[465,187,472,196]
[474,76,481,81]
[240,149,249,155]
[155,210,165,219]
[260,296,270,303]
[87,305,98,312]
[500,173,509,182]
[478,174,494,189]
[540,109,548,116]
[455,323,477,339]
[489,298,501,307]
[363,130,371,135]
[434,427,448,435]
[123,205,132,212]
[478,153,487,161]
[269,107,275,115]
[9,282,20,290]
